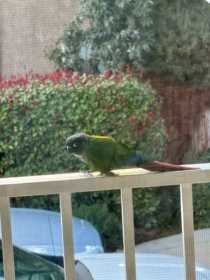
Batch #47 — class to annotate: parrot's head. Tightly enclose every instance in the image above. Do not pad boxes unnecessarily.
[66,133,89,156]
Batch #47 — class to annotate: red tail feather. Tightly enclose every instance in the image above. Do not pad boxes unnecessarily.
[141,161,197,172]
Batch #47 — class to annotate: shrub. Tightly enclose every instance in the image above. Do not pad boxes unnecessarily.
[0,71,166,175]
[49,0,154,73]
[50,0,210,85]
[149,0,210,84]
[189,149,210,230]
[0,72,167,250]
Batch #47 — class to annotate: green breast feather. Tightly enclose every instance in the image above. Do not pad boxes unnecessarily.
[85,135,133,173]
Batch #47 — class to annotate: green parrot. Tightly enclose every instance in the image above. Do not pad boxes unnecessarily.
[66,133,194,175]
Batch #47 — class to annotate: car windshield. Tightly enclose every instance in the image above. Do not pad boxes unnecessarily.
[0,241,64,280]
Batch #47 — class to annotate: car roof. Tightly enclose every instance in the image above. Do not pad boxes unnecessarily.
[0,240,64,279]
[0,208,103,256]
[76,253,210,280]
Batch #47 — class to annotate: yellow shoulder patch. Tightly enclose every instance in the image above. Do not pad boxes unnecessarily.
[90,135,115,142]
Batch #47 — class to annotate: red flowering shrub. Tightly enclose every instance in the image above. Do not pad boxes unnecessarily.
[0,72,167,250]
[0,71,166,174]
[0,70,131,89]
[0,70,76,89]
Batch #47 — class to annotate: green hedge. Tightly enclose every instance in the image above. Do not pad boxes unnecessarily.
[0,73,168,250]
[189,149,210,231]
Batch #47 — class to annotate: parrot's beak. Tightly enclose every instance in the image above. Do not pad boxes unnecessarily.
[66,139,71,152]
[66,144,71,152]
[66,137,71,152]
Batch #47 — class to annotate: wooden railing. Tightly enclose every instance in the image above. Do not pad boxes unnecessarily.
[0,165,210,280]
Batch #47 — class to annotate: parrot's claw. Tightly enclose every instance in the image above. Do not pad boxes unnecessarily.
[82,171,94,177]
[102,171,118,177]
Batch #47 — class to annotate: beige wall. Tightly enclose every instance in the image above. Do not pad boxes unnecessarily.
[0,0,80,78]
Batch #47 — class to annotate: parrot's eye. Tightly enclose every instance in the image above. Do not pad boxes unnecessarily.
[72,143,78,148]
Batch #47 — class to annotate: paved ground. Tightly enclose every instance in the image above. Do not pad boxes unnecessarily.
[136,228,210,268]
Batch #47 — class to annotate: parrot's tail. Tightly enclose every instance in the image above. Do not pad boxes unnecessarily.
[140,161,198,172]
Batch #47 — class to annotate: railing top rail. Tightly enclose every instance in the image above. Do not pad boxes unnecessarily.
[0,164,210,197]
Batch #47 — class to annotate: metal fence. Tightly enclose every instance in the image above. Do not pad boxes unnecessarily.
[0,165,210,280]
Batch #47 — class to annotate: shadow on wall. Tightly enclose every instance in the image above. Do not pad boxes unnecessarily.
[142,73,210,163]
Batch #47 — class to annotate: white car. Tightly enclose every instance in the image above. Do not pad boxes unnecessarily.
[0,240,94,280]
[7,208,210,279]
[4,208,103,257]
[76,253,210,280]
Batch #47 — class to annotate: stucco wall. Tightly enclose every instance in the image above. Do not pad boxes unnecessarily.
[0,0,80,78]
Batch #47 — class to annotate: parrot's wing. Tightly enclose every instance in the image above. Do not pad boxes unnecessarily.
[113,142,133,167]
[87,135,146,172]
[86,136,117,173]
[114,142,147,168]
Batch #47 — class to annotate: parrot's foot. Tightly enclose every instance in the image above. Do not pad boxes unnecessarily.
[102,171,118,176]
[82,171,94,177]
